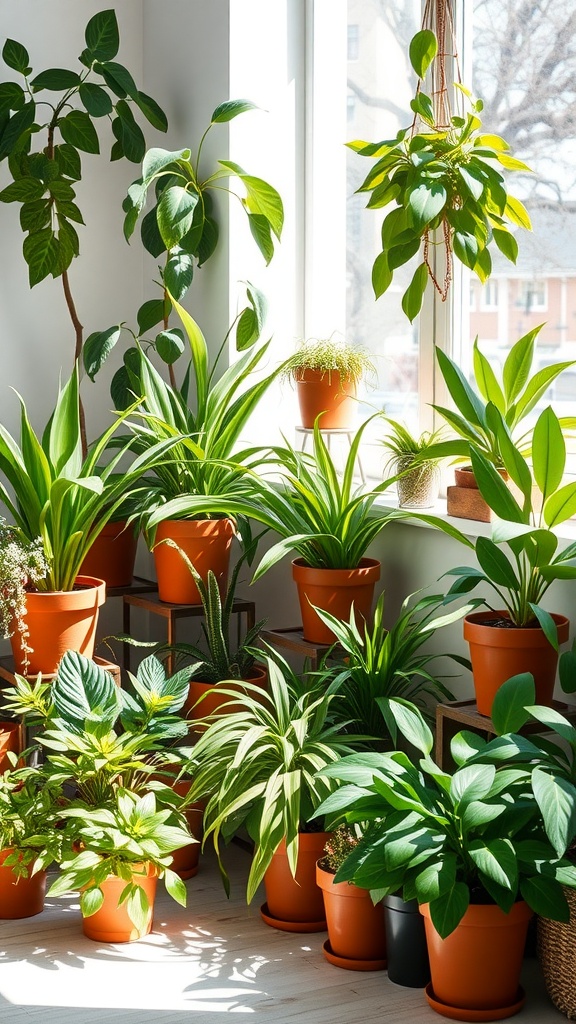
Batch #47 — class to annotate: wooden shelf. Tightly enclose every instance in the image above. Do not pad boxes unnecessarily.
[260,627,342,671]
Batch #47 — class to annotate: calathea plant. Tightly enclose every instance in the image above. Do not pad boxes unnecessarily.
[350,28,531,320]
[84,100,284,398]
[0,8,167,449]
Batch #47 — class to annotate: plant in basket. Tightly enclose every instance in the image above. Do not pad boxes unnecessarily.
[315,694,576,1018]
[380,419,445,509]
[441,405,576,714]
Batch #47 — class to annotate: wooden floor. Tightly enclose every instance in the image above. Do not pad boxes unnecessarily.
[0,845,564,1024]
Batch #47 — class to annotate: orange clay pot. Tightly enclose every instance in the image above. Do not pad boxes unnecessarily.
[169,779,204,881]
[153,518,235,604]
[82,863,158,943]
[80,520,138,589]
[316,862,387,963]
[10,576,106,675]
[292,558,380,644]
[0,721,21,772]
[420,900,532,1015]
[0,849,46,919]
[185,664,268,733]
[295,369,357,429]
[464,610,569,716]
[263,832,329,926]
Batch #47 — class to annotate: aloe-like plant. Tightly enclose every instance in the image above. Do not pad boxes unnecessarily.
[85,99,283,394]
[350,28,531,320]
[187,653,360,902]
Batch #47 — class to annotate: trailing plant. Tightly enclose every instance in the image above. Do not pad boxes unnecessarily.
[85,100,283,395]
[350,23,531,321]
[315,590,475,742]
[281,336,375,385]
[0,8,167,449]
[423,325,576,467]
[0,518,47,670]
[315,697,576,938]
[187,652,360,902]
[442,405,576,635]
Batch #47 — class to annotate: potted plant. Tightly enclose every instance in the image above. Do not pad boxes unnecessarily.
[282,336,374,430]
[421,326,576,520]
[442,405,576,714]
[315,696,576,1019]
[316,824,387,970]
[151,416,467,643]
[314,589,475,743]
[380,419,445,509]
[187,652,360,930]
[350,25,531,321]
[0,518,47,672]
[0,8,167,454]
[0,764,64,919]
[0,364,180,673]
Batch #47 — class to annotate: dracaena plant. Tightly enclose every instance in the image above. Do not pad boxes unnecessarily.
[85,100,283,396]
[315,697,576,939]
[350,29,531,321]
[0,8,167,450]
[423,324,576,467]
[0,363,181,591]
[442,405,576,638]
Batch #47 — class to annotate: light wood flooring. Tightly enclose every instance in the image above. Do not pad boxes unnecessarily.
[0,844,565,1024]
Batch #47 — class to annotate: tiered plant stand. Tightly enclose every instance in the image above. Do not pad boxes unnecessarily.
[435,698,576,771]
[259,626,342,671]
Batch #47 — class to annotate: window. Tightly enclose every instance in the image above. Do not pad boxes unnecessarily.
[480,280,499,312]
[518,279,547,313]
[347,24,359,61]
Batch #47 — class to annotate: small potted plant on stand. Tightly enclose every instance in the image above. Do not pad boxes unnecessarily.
[282,336,375,430]
[315,694,576,1020]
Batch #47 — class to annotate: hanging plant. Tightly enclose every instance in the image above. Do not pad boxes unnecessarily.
[349,0,532,321]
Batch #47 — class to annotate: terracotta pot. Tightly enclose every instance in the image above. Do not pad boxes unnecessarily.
[169,779,204,880]
[185,664,268,730]
[420,900,532,1015]
[80,520,138,589]
[316,862,386,963]
[10,576,106,675]
[153,518,235,604]
[292,557,380,644]
[0,721,21,772]
[464,610,569,716]
[82,863,158,942]
[263,832,329,926]
[0,849,46,919]
[295,369,357,429]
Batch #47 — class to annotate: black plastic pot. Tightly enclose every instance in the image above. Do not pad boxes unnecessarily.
[383,894,430,988]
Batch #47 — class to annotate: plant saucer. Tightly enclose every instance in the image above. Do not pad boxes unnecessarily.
[259,902,327,933]
[424,983,526,1021]
[322,939,387,971]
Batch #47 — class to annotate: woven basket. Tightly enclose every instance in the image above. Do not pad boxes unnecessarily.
[538,887,576,1018]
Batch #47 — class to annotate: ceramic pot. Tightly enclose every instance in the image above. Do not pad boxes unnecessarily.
[263,832,329,928]
[464,610,569,716]
[185,664,268,730]
[421,900,532,1017]
[80,520,138,589]
[81,863,158,943]
[292,557,380,644]
[153,518,235,605]
[384,894,430,987]
[316,862,386,965]
[295,369,357,429]
[396,459,440,509]
[170,780,204,881]
[10,576,106,675]
[0,849,46,919]
[0,721,21,772]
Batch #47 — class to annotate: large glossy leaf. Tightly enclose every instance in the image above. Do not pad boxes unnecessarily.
[532,407,565,500]
[475,536,519,589]
[83,325,122,380]
[157,185,199,250]
[429,881,470,938]
[211,99,259,123]
[532,768,576,857]
[59,110,99,154]
[491,674,535,735]
[52,651,120,728]
[85,9,120,61]
[473,340,505,411]
[436,348,486,430]
[470,447,525,523]
[401,262,428,322]
[544,481,576,528]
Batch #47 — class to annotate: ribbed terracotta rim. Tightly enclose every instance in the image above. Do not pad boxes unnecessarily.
[464,610,569,649]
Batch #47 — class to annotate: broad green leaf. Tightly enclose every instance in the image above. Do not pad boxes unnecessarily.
[544,481,576,528]
[453,230,479,270]
[560,646,576,694]
[520,875,569,921]
[0,81,25,115]
[532,407,565,500]
[95,61,138,100]
[409,30,437,79]
[163,248,194,300]
[30,69,81,91]
[141,148,190,183]
[491,674,535,735]
[2,39,31,75]
[54,143,82,180]
[220,161,284,238]
[155,329,185,364]
[529,604,559,651]
[408,181,446,230]
[450,763,495,807]
[211,99,258,123]
[140,206,166,256]
[473,339,505,411]
[532,768,576,857]
[115,100,146,162]
[157,185,199,250]
[429,881,469,938]
[492,227,518,264]
[79,82,113,117]
[470,447,525,523]
[372,250,392,299]
[83,325,122,380]
[235,282,267,351]
[0,102,36,160]
[388,237,420,269]
[134,91,168,132]
[469,838,517,890]
[19,199,51,232]
[22,227,60,285]
[389,699,433,756]
[85,9,120,61]
[436,347,487,429]
[0,178,45,203]
[59,110,100,154]
[505,195,532,230]
[247,212,274,264]
[401,262,428,322]
[137,298,166,334]
[475,535,519,589]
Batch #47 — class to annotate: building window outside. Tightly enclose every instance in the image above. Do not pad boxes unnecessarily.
[480,280,499,312]
[518,279,547,313]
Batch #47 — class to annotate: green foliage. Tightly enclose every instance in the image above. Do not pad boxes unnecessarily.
[282,337,375,385]
[187,653,359,902]
[349,31,531,320]
[0,764,64,876]
[0,363,181,590]
[442,406,576,630]
[0,9,167,288]
[320,824,361,873]
[424,325,576,467]
[315,698,576,938]
[0,518,47,669]
[316,590,475,742]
